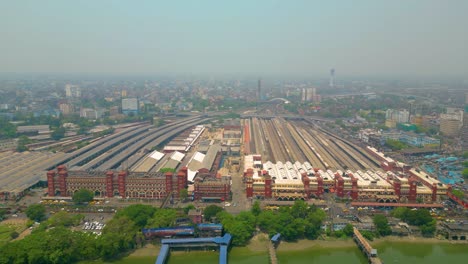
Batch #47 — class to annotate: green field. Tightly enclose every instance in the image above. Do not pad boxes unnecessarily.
[0,225,15,246]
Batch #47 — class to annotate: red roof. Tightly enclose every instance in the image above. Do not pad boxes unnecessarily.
[351,202,443,208]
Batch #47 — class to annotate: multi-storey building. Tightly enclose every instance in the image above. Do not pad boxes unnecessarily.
[193,169,231,201]
[440,113,462,137]
[47,165,188,199]
[59,102,75,116]
[243,154,447,204]
[122,98,139,115]
[65,84,81,98]
[461,106,468,151]
[386,109,410,124]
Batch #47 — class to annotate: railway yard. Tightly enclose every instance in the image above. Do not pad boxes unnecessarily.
[1,114,455,207]
[245,117,380,171]
[0,115,211,200]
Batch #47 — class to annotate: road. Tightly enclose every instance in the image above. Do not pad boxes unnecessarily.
[226,160,249,214]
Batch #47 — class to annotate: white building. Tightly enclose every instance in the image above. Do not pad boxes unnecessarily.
[122,98,139,114]
[80,108,98,119]
[65,84,81,98]
[386,109,410,124]
[301,88,318,102]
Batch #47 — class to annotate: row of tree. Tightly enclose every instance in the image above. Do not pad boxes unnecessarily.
[205,200,327,245]
[392,207,436,236]
[1,204,182,263]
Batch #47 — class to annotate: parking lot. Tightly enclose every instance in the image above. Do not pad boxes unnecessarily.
[82,220,106,234]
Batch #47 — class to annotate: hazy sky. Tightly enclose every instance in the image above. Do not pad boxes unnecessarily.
[1,0,467,77]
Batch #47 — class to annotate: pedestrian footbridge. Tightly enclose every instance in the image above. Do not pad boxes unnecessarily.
[155,233,232,264]
[353,227,383,264]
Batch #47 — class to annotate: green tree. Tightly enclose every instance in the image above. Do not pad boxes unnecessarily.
[51,126,66,140]
[72,189,94,204]
[46,211,84,227]
[16,135,31,152]
[420,220,437,237]
[98,216,139,260]
[291,199,309,219]
[392,207,409,219]
[342,223,354,237]
[10,231,19,239]
[183,204,196,214]
[452,189,464,199]
[217,211,255,246]
[115,204,156,228]
[385,139,407,150]
[0,208,6,220]
[0,118,16,139]
[146,209,177,228]
[179,189,188,201]
[463,168,468,179]
[373,214,392,236]
[257,210,281,234]
[251,200,261,216]
[203,205,223,221]
[462,161,468,168]
[26,204,46,222]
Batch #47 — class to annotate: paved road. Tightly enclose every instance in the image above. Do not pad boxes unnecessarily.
[226,166,249,214]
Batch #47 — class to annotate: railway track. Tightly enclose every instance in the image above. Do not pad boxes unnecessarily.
[286,122,324,167]
[303,128,342,170]
[311,127,360,170]
[274,118,307,162]
[294,126,330,169]
[244,117,380,172]
[313,124,381,168]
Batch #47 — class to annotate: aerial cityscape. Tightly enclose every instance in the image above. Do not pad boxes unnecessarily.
[0,1,467,264]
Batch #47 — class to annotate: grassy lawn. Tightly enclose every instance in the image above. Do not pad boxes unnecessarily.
[0,225,15,246]
[0,219,28,246]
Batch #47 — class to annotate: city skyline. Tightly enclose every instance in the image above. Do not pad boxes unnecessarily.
[1,1,468,77]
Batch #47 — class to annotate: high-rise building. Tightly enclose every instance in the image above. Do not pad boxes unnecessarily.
[257,78,262,102]
[59,102,75,116]
[301,88,318,102]
[440,113,462,137]
[461,106,468,151]
[385,109,410,124]
[80,108,98,119]
[65,84,81,98]
[329,68,335,88]
[122,98,139,115]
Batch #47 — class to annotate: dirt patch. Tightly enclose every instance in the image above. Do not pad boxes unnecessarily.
[127,244,161,257]
[1,218,28,226]
[12,228,31,241]
[246,233,269,252]
[373,235,451,245]
[277,238,355,252]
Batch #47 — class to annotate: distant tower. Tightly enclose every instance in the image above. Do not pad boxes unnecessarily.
[329,68,335,88]
[257,78,262,102]
[462,105,468,151]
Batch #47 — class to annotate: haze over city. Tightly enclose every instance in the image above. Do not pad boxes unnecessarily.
[1,0,468,77]
[0,2,468,264]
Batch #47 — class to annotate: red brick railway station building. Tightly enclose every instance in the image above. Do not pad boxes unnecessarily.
[47,165,230,201]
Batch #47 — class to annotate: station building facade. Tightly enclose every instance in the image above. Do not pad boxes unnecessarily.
[47,165,188,199]
[244,154,448,204]
[47,165,231,201]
